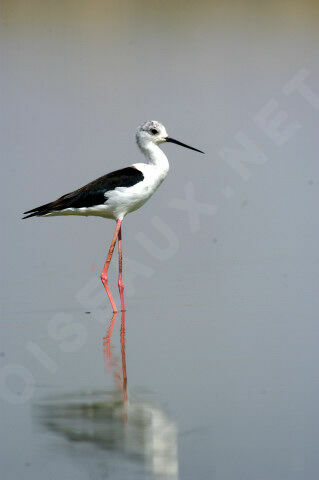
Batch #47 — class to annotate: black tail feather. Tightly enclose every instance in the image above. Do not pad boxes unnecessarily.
[22,166,145,220]
[22,212,41,219]
[23,201,52,215]
[22,210,49,219]
[22,202,53,219]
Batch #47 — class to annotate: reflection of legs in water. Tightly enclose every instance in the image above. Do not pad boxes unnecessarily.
[120,311,127,403]
[103,311,128,418]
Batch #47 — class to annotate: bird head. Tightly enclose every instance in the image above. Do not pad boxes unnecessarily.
[136,120,204,154]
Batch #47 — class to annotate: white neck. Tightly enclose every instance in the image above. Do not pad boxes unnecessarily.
[138,141,169,174]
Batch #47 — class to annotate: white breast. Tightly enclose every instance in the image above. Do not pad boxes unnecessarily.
[44,142,170,221]
[105,163,169,219]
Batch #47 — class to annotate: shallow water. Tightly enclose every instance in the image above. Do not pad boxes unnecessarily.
[1,1,319,479]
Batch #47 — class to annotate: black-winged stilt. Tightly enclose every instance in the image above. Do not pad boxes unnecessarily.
[23,121,204,312]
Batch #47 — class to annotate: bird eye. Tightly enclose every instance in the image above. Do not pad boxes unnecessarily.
[150,128,158,135]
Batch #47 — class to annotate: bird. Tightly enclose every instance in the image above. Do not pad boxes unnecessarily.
[23,120,204,312]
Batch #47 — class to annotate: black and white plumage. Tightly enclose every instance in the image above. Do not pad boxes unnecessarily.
[23,120,204,312]
[23,121,203,222]
[23,167,145,219]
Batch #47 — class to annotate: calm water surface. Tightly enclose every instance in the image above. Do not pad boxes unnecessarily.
[1,1,319,479]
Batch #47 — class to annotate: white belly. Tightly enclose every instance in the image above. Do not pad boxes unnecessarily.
[44,163,168,220]
[105,163,168,219]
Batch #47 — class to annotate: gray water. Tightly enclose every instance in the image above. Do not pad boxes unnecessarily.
[1,1,319,479]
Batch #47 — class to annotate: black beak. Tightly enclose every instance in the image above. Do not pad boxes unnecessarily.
[165,137,204,154]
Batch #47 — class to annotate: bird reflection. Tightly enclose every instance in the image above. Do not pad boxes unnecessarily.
[34,310,179,480]
[103,311,127,420]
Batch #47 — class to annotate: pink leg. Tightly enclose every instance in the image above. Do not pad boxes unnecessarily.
[118,224,125,311]
[103,312,118,368]
[120,311,128,411]
[101,219,122,313]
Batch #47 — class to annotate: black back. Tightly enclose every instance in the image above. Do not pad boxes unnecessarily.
[23,166,144,218]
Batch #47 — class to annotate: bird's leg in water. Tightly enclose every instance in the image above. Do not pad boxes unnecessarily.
[118,224,125,311]
[100,219,122,313]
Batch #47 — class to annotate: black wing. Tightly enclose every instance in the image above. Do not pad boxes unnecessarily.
[22,166,144,219]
